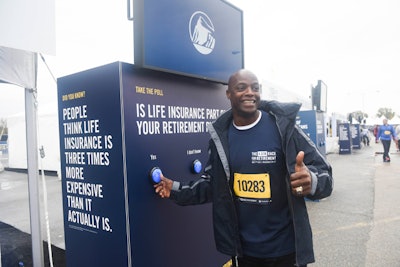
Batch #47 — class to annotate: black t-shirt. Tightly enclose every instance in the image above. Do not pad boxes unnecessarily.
[228,111,295,258]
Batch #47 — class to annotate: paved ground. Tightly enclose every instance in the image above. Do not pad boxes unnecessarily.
[309,140,400,266]
[0,140,399,266]
[0,168,65,267]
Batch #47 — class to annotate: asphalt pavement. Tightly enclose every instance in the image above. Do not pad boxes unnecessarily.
[0,140,399,267]
[309,140,400,266]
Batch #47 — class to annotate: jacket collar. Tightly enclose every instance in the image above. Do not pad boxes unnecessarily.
[212,100,302,131]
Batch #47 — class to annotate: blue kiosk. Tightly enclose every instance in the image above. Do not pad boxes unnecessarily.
[350,124,361,149]
[297,110,326,155]
[58,62,231,267]
[338,123,352,154]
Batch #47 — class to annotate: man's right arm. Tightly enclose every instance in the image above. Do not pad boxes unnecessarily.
[154,173,212,205]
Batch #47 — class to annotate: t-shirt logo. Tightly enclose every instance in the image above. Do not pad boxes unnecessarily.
[251,151,276,164]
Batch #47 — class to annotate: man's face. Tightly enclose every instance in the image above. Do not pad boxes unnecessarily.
[226,71,261,120]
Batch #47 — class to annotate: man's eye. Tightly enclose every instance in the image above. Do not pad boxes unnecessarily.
[236,85,247,91]
[234,84,260,92]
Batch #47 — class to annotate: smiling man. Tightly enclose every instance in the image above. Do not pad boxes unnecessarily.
[154,69,333,267]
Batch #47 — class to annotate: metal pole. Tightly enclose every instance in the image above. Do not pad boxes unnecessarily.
[25,87,44,267]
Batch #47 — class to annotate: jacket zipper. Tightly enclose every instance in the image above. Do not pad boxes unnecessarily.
[271,111,299,266]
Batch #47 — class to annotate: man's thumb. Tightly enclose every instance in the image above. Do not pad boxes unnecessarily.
[295,151,305,172]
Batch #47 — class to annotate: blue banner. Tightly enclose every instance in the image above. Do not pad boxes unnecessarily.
[297,110,326,155]
[339,123,352,154]
[58,63,129,266]
[350,124,361,149]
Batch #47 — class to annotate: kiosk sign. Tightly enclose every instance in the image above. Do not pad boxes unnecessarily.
[296,110,326,155]
[59,64,129,266]
[350,124,361,149]
[58,62,230,266]
[339,123,352,154]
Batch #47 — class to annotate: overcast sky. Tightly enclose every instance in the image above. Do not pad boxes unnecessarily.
[230,0,400,117]
[1,0,399,119]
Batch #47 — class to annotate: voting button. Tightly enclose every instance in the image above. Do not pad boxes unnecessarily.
[149,167,163,184]
[192,160,202,174]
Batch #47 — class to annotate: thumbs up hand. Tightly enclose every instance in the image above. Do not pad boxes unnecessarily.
[290,151,312,197]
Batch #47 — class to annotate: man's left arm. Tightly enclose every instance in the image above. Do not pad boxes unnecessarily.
[292,126,334,200]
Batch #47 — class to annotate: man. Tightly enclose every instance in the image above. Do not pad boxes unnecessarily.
[396,124,400,152]
[154,69,333,267]
[361,126,370,146]
[378,118,398,162]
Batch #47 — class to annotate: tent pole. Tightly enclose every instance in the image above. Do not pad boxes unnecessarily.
[25,87,44,267]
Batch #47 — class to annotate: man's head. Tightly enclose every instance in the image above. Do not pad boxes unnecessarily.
[383,118,388,125]
[226,69,261,126]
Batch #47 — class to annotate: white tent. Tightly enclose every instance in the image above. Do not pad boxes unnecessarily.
[364,116,382,126]
[7,103,60,173]
[389,116,400,125]
[0,46,46,267]
[365,116,400,126]
[1,1,55,265]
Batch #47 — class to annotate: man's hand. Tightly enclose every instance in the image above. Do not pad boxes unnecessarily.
[154,174,173,198]
[290,151,312,197]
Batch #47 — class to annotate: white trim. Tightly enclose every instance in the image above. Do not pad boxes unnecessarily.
[233,111,262,130]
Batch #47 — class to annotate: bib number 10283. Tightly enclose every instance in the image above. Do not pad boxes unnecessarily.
[233,173,271,199]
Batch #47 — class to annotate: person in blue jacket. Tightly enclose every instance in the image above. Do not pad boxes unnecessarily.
[154,69,333,267]
[378,118,398,162]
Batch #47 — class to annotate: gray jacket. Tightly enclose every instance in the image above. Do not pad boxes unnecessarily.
[170,100,333,266]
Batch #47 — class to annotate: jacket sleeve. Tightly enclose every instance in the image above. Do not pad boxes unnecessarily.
[169,147,213,206]
[169,174,212,206]
[293,125,334,200]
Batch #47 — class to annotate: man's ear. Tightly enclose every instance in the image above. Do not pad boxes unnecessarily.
[226,89,230,100]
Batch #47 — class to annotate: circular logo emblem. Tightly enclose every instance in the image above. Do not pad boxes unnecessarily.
[189,11,215,55]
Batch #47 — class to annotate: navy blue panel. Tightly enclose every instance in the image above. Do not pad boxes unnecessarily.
[351,124,361,149]
[57,62,130,267]
[121,64,230,266]
[338,123,352,154]
[297,110,326,155]
[135,0,243,83]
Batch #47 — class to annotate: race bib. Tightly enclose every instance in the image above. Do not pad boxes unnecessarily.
[233,173,271,201]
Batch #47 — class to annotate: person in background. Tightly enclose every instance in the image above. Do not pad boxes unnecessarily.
[378,118,398,162]
[373,124,379,143]
[395,124,400,152]
[154,69,333,267]
[361,126,370,146]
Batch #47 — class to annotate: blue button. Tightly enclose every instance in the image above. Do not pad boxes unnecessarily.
[150,167,162,184]
[192,160,202,174]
